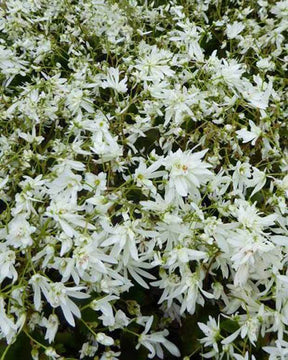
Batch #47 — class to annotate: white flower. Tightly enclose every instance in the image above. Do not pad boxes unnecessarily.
[234,352,256,360]
[46,168,82,197]
[44,347,60,359]
[111,310,129,330]
[236,120,262,145]
[169,20,204,61]
[198,316,220,353]
[150,84,199,126]
[232,161,252,194]
[227,230,277,287]
[0,297,18,344]
[178,269,214,315]
[243,78,273,109]
[0,175,9,191]
[271,1,288,18]
[101,220,140,265]
[238,316,261,345]
[45,196,95,237]
[0,247,17,284]
[29,275,89,326]
[263,339,288,359]
[256,57,275,71]
[96,332,114,346]
[90,295,119,326]
[90,132,123,163]
[134,45,174,82]
[29,274,52,311]
[232,199,277,232]
[247,167,266,197]
[18,126,44,144]
[0,45,27,82]
[136,316,180,359]
[65,88,94,114]
[79,342,98,359]
[164,148,212,200]
[212,58,245,89]
[133,158,165,195]
[101,67,128,93]
[276,174,288,198]
[100,351,121,360]
[226,22,245,39]
[164,247,207,271]
[46,283,90,327]
[41,314,59,344]
[84,172,107,194]
[6,214,36,248]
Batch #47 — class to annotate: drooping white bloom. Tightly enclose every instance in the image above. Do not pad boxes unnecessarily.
[247,167,266,197]
[80,342,98,359]
[228,229,277,287]
[169,20,204,61]
[73,238,117,280]
[256,57,275,71]
[0,247,17,284]
[276,174,288,198]
[136,316,180,359]
[46,168,82,197]
[46,283,90,327]
[271,1,288,18]
[178,269,214,315]
[90,295,119,327]
[90,132,123,163]
[154,213,190,251]
[29,274,51,311]
[212,57,245,90]
[18,126,44,144]
[29,275,89,326]
[44,347,60,359]
[96,332,114,346]
[41,314,59,343]
[0,297,18,344]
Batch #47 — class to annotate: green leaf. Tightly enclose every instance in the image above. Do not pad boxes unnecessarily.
[0,334,31,360]
[221,319,239,333]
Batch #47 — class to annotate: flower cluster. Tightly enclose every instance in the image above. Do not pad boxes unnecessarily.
[0,0,287,359]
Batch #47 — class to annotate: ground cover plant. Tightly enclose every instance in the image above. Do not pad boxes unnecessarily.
[0,0,287,359]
